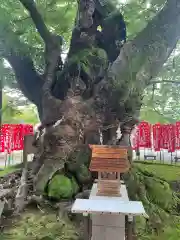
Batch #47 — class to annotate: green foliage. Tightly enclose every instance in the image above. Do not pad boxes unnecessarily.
[66,146,92,185]
[140,43,180,124]
[1,211,79,240]
[71,176,79,194]
[0,0,77,68]
[68,47,108,79]
[75,164,92,184]
[66,146,91,172]
[125,163,180,240]
[48,174,79,199]
[145,177,174,211]
[135,162,180,182]
[122,0,166,39]
[1,90,39,124]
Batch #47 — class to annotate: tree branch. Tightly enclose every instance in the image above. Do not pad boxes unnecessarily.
[95,0,180,128]
[110,0,180,89]
[150,80,180,85]
[68,0,96,58]
[19,0,51,44]
[19,0,64,123]
[96,0,180,117]
[7,54,43,118]
[0,25,43,118]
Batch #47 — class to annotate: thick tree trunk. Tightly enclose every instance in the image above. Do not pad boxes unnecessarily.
[32,96,98,195]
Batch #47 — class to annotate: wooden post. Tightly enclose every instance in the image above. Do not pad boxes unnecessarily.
[126,216,133,240]
[84,215,92,240]
[23,135,28,168]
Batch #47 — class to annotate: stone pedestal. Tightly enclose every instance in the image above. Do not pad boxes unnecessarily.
[90,183,128,240]
[91,215,125,240]
[71,183,148,240]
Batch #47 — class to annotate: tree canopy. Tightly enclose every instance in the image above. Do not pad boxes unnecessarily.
[1,0,180,125]
[141,44,180,123]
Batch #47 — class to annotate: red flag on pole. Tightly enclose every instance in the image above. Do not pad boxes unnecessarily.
[152,123,162,151]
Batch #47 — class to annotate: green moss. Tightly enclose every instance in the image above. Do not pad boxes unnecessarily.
[71,176,79,195]
[1,210,79,240]
[75,164,91,184]
[48,175,79,199]
[145,177,174,211]
[66,146,91,172]
[125,165,180,240]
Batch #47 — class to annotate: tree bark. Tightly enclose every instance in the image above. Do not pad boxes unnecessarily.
[7,54,43,118]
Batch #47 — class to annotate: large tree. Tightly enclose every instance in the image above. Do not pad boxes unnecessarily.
[1,0,180,208]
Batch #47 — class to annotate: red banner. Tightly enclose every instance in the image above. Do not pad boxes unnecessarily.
[175,122,180,150]
[131,121,151,149]
[131,121,180,152]
[161,125,169,149]
[0,124,34,153]
[152,123,162,151]
[167,124,175,152]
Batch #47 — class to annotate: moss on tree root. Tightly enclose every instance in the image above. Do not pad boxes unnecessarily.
[124,166,180,239]
[47,146,92,200]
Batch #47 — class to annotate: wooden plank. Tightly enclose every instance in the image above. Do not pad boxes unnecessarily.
[97,193,120,197]
[91,147,128,155]
[90,164,129,170]
[90,167,130,173]
[97,192,120,197]
[89,159,130,172]
[98,185,120,189]
[91,158,128,164]
[94,179,124,183]
[90,161,129,167]
[98,189,120,194]
[89,145,128,149]
[90,163,128,168]
[98,180,119,184]
[92,152,127,159]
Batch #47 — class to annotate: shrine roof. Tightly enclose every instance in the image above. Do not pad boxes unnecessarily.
[89,145,130,172]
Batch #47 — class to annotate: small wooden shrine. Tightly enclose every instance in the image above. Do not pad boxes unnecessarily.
[89,145,130,196]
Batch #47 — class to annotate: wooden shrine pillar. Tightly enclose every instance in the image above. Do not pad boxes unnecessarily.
[83,214,92,240]
[23,135,37,163]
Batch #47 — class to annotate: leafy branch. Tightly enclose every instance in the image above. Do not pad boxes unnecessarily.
[19,0,52,44]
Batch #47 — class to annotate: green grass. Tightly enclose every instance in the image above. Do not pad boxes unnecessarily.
[0,164,22,177]
[134,161,180,181]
